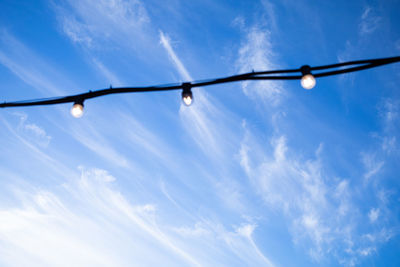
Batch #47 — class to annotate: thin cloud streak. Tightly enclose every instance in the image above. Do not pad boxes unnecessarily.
[91,58,124,86]
[0,30,70,96]
[0,116,78,182]
[159,31,192,81]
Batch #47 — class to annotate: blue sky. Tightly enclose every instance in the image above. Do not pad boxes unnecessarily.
[0,0,399,266]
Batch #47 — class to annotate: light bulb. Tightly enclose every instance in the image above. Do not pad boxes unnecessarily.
[71,103,84,118]
[181,83,193,106]
[182,93,192,106]
[301,74,316,90]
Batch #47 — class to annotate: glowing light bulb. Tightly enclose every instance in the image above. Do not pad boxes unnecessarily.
[182,92,193,106]
[181,83,193,106]
[299,65,316,90]
[71,102,84,118]
[301,74,316,90]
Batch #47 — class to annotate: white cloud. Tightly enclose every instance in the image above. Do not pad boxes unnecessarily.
[361,152,384,182]
[14,113,52,147]
[61,15,93,47]
[335,180,351,217]
[0,166,279,267]
[368,208,380,223]
[359,7,381,36]
[91,58,124,86]
[238,123,395,265]
[231,16,246,30]
[0,167,201,267]
[52,0,163,92]
[236,25,282,105]
[63,121,131,168]
[159,31,192,81]
[173,222,211,238]
[358,246,376,256]
[236,223,255,238]
[54,0,150,51]
[173,221,274,267]
[382,136,396,153]
[24,124,49,141]
[378,99,400,153]
[273,135,287,161]
[380,98,399,126]
[0,116,77,181]
[337,6,383,85]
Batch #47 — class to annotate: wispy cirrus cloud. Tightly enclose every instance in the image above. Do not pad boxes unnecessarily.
[13,112,52,148]
[359,6,381,36]
[235,25,283,105]
[0,30,72,96]
[159,31,191,81]
[0,115,78,182]
[171,220,275,266]
[368,208,380,223]
[0,164,279,267]
[52,0,160,88]
[338,6,382,64]
[238,123,394,265]
[65,122,131,168]
[0,167,201,267]
[231,8,392,264]
[379,98,399,153]
[380,98,399,129]
[361,152,384,182]
[55,0,150,50]
[91,58,124,86]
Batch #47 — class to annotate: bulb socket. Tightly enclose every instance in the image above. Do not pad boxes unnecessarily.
[300,65,312,76]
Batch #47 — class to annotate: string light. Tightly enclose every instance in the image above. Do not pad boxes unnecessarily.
[300,65,316,90]
[181,83,193,106]
[70,100,84,118]
[0,56,399,115]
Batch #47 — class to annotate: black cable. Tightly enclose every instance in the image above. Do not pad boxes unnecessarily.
[1,56,399,108]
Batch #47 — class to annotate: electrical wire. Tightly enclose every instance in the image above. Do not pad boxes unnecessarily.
[1,56,399,108]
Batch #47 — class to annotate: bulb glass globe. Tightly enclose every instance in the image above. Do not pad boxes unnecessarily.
[301,74,316,90]
[71,103,84,118]
[182,95,192,106]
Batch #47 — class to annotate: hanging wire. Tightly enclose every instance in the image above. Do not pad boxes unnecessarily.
[1,56,399,108]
